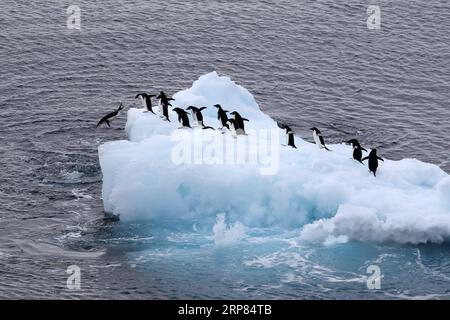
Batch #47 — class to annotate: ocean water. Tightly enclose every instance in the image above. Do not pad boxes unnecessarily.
[1,0,450,299]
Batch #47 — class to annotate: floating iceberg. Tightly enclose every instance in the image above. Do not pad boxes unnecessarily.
[98,72,450,244]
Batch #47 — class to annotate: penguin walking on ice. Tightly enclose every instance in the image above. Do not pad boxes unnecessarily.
[225,118,241,138]
[97,103,124,127]
[214,104,229,131]
[346,139,367,163]
[310,127,331,151]
[186,106,214,130]
[230,111,249,132]
[362,148,384,177]
[283,125,297,149]
[156,91,174,121]
[172,108,192,129]
[135,93,156,114]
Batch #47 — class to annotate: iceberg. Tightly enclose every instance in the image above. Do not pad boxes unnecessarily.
[98,71,450,244]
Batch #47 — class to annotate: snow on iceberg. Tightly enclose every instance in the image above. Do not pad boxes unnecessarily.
[98,71,450,244]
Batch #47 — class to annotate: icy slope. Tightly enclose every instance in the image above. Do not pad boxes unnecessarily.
[98,72,450,244]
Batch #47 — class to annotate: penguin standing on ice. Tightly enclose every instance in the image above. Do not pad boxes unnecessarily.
[97,103,124,127]
[283,125,297,148]
[135,93,156,114]
[214,104,229,130]
[172,108,191,129]
[346,139,367,163]
[225,118,240,137]
[230,111,249,132]
[310,127,331,151]
[362,148,384,177]
[156,91,174,121]
[186,106,214,130]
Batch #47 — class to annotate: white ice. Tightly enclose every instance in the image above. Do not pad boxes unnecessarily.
[98,71,450,245]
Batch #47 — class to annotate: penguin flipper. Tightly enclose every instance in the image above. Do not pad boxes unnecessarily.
[324,146,331,151]
[361,156,369,162]
[378,157,384,162]
[199,107,207,111]
[106,120,111,127]
[202,126,215,131]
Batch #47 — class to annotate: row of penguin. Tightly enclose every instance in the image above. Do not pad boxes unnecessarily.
[97,91,385,177]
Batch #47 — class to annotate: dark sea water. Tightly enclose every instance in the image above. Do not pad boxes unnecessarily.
[1,0,450,299]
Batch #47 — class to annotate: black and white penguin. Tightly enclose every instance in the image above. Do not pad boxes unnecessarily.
[172,108,191,129]
[346,139,367,163]
[97,103,124,127]
[186,106,213,130]
[310,127,331,151]
[362,149,384,177]
[225,118,240,137]
[284,125,297,149]
[135,93,156,114]
[156,91,174,121]
[214,104,229,130]
[230,111,249,132]
[186,106,206,127]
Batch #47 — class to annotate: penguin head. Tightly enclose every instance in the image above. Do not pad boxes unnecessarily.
[230,111,240,119]
[214,104,221,109]
[346,139,360,148]
[284,125,293,133]
[310,127,320,133]
[370,148,377,155]
[118,102,124,111]
[186,106,196,111]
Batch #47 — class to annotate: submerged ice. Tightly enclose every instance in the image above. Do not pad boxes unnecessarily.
[98,72,450,245]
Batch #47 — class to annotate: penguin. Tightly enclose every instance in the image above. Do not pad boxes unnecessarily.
[230,111,249,132]
[284,125,297,149]
[214,104,229,130]
[97,103,124,127]
[186,106,214,130]
[156,91,174,121]
[186,106,200,126]
[172,108,191,129]
[224,119,238,137]
[310,127,331,151]
[346,139,367,163]
[135,93,156,114]
[362,149,384,177]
